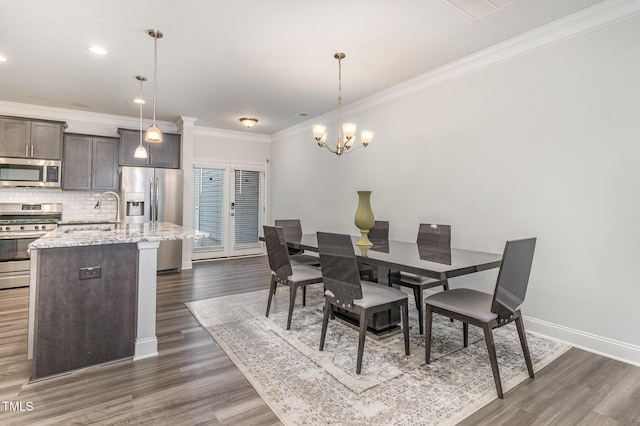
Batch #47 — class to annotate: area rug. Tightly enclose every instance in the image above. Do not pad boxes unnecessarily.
[187,284,570,425]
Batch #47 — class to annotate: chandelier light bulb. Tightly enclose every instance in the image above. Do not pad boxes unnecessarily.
[342,123,356,139]
[313,124,327,140]
[361,130,374,146]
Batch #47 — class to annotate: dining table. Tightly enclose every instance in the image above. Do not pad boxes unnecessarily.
[282,233,503,334]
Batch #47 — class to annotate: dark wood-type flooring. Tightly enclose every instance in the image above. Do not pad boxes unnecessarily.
[1,256,639,425]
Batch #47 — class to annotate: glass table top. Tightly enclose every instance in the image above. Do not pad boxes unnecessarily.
[287,234,502,280]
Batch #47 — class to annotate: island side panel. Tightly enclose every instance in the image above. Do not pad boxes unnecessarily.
[134,240,160,360]
[33,243,138,380]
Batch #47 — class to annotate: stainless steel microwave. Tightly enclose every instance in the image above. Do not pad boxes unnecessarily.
[0,157,61,188]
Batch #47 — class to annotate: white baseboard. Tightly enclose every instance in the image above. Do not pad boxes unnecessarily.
[523,315,640,367]
[134,337,159,361]
[421,288,640,367]
[182,259,193,270]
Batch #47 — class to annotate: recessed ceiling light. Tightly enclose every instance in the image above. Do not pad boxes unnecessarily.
[87,46,109,56]
[133,98,146,104]
[0,55,7,62]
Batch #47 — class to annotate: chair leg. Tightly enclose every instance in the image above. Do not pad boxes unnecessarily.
[515,314,535,379]
[302,285,307,307]
[414,287,424,334]
[402,300,410,355]
[287,284,297,330]
[356,310,368,374]
[265,276,277,317]
[463,322,469,347]
[424,304,433,364]
[319,298,331,351]
[482,322,503,399]
[442,280,454,322]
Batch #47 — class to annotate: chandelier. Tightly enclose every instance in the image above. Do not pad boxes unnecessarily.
[312,53,373,156]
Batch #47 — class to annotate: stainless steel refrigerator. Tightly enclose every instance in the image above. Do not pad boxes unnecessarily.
[120,167,183,272]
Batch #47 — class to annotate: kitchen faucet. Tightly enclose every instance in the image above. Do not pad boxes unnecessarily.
[95,191,121,223]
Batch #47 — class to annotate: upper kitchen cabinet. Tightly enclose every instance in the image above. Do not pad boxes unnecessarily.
[63,134,119,191]
[118,128,180,168]
[0,116,66,160]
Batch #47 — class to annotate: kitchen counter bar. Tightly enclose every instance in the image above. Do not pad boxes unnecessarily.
[30,221,208,249]
[27,222,209,374]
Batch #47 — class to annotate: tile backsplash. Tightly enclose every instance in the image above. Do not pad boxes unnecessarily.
[0,188,118,222]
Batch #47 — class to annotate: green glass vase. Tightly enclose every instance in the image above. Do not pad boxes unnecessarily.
[354,190,375,247]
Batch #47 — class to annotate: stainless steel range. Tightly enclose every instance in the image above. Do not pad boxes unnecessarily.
[0,203,62,289]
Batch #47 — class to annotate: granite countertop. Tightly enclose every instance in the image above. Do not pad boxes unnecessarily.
[58,220,120,226]
[29,222,210,250]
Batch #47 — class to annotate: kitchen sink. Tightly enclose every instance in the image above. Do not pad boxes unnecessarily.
[62,226,113,233]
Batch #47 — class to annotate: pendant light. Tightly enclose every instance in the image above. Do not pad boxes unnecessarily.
[145,29,163,143]
[134,75,148,159]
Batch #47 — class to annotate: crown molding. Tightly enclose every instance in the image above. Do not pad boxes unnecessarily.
[272,0,640,140]
[176,116,198,129]
[194,125,271,143]
[0,100,178,132]
[357,0,640,112]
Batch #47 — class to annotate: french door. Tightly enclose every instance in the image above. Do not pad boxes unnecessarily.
[193,162,265,259]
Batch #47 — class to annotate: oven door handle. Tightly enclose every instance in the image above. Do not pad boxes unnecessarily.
[0,232,47,240]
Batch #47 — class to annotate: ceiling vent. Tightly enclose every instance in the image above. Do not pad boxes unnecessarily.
[441,0,516,21]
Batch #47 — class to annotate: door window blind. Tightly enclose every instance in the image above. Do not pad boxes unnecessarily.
[233,169,263,246]
[194,167,225,249]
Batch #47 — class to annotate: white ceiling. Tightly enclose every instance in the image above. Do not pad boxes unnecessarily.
[0,0,606,135]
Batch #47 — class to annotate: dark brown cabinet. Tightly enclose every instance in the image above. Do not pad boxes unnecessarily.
[118,128,180,168]
[0,116,65,160]
[33,244,137,380]
[63,134,119,191]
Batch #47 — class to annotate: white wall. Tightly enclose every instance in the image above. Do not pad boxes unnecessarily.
[193,127,270,163]
[270,14,640,364]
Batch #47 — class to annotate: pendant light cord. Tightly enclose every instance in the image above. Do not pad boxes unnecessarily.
[152,33,158,126]
[337,56,343,149]
[140,79,144,144]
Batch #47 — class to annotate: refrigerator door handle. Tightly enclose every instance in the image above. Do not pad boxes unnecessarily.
[155,177,160,222]
[150,176,154,222]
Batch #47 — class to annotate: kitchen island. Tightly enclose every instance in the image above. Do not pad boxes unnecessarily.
[27,222,208,380]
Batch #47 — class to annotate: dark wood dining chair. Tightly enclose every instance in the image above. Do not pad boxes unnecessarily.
[274,219,320,266]
[424,237,537,399]
[317,231,410,374]
[263,226,323,330]
[392,223,451,334]
[358,220,389,281]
